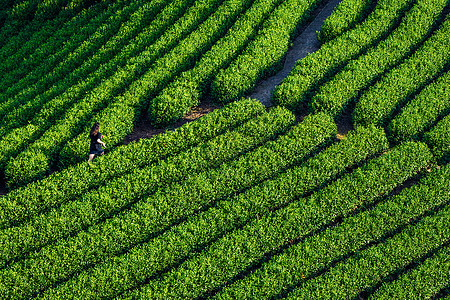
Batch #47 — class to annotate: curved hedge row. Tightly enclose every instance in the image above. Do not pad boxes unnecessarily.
[147,0,285,125]
[0,106,294,270]
[0,0,100,49]
[5,0,99,25]
[0,6,91,87]
[0,0,206,167]
[123,141,431,299]
[210,0,322,104]
[0,99,264,229]
[33,0,94,21]
[271,0,415,111]
[0,0,110,73]
[58,0,256,167]
[370,244,450,300]
[353,16,450,127]
[317,0,375,43]
[215,160,450,299]
[0,22,38,68]
[388,70,450,143]
[35,112,336,300]
[113,124,387,300]
[0,5,38,48]
[423,113,450,164]
[311,0,447,117]
[287,204,450,299]
[0,0,134,117]
[0,125,40,171]
[3,0,232,187]
[0,110,329,300]
[0,0,121,96]
[0,0,176,133]
[0,0,192,136]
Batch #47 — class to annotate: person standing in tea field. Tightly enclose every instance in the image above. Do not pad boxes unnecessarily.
[88,122,106,165]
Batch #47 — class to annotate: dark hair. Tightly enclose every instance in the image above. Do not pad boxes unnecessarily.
[89,122,100,137]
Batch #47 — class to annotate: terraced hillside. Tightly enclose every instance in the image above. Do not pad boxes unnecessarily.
[0,0,449,298]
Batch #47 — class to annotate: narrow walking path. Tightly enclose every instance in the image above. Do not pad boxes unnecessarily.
[249,0,343,107]
[124,0,344,145]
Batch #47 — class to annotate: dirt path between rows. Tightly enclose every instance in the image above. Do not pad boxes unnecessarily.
[125,0,345,144]
[248,0,343,107]
[0,0,344,197]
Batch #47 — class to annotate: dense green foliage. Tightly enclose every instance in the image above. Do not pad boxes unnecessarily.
[0,106,294,272]
[4,0,242,187]
[423,113,450,164]
[0,112,332,299]
[124,141,431,299]
[0,99,264,229]
[317,0,375,43]
[216,159,450,299]
[59,0,254,169]
[311,0,448,117]
[287,204,449,299]
[210,0,322,104]
[353,15,450,127]
[388,70,450,143]
[370,244,450,299]
[271,0,415,111]
[147,0,284,125]
[1,0,449,298]
[0,0,177,135]
[0,0,133,120]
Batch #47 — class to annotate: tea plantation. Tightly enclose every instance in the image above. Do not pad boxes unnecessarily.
[0,0,449,298]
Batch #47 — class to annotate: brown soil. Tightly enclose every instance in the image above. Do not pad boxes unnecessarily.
[119,0,345,145]
[122,97,222,145]
[1,0,342,198]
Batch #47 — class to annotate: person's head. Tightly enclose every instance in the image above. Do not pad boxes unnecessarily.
[90,122,100,137]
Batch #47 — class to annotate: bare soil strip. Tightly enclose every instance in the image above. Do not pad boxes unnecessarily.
[127,0,344,144]
[248,0,343,107]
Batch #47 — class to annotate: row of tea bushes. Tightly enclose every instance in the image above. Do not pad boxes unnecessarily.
[0,0,110,59]
[3,0,233,187]
[271,0,416,111]
[147,0,285,125]
[423,113,450,164]
[4,0,102,25]
[388,70,450,143]
[0,0,180,136]
[317,0,375,43]
[35,113,336,300]
[121,142,431,299]
[369,244,450,300]
[0,0,210,167]
[0,0,109,86]
[353,16,450,127]
[108,124,387,300]
[311,0,447,117]
[216,161,450,299]
[210,0,322,104]
[0,106,293,269]
[0,0,136,118]
[0,0,195,136]
[0,111,331,299]
[0,99,264,229]
[58,0,256,166]
[287,204,450,299]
